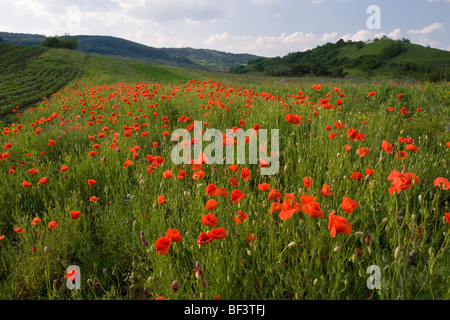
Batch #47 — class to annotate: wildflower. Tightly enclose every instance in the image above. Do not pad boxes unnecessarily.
[328,211,352,237]
[342,196,359,213]
[155,236,171,255]
[70,211,81,219]
[202,213,218,228]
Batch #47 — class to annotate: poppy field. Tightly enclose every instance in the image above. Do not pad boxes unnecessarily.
[0,58,449,300]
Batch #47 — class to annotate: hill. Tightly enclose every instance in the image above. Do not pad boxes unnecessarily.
[0,32,263,72]
[231,37,450,81]
[160,47,261,73]
[0,42,211,124]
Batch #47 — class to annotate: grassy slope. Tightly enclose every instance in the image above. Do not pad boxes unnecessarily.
[0,43,213,125]
[337,39,450,79]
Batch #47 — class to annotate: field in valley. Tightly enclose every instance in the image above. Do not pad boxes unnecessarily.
[0,46,449,300]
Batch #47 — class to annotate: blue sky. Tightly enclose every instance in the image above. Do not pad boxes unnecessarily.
[0,0,449,57]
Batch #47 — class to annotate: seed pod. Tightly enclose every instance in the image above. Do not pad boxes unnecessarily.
[171,281,179,293]
[394,247,401,260]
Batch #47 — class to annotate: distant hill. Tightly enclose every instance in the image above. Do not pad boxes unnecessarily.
[0,32,262,72]
[231,37,450,81]
[160,47,261,73]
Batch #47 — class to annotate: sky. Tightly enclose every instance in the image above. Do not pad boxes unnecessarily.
[0,0,449,57]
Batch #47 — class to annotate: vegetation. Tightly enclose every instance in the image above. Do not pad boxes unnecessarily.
[41,35,78,50]
[231,37,450,81]
[0,43,82,123]
[160,47,261,73]
[0,45,449,300]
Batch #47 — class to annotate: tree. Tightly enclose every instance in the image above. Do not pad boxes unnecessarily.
[41,34,77,50]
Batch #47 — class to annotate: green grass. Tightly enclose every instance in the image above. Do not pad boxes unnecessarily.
[0,49,449,300]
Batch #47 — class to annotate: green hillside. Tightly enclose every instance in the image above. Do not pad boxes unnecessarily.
[0,42,210,124]
[231,37,450,81]
[160,47,261,72]
[0,32,263,72]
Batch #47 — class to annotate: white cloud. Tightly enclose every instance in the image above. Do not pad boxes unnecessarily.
[311,0,324,4]
[407,22,444,35]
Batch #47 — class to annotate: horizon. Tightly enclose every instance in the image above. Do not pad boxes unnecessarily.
[0,1,449,57]
[2,30,449,59]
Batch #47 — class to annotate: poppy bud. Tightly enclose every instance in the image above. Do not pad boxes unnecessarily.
[247,249,252,256]
[382,218,388,224]
[313,279,319,286]
[171,281,179,293]
[44,246,49,253]
[365,234,371,245]
[394,247,401,260]
[418,195,423,202]
[354,231,364,237]
[288,242,296,248]
[333,246,341,252]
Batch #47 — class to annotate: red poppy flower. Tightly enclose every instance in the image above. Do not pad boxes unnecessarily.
[31,218,42,225]
[328,212,352,237]
[234,211,248,224]
[22,181,32,188]
[123,159,132,168]
[356,147,370,158]
[202,213,218,228]
[320,184,333,198]
[300,194,316,205]
[365,168,374,177]
[155,236,172,255]
[268,188,282,200]
[285,114,302,125]
[197,232,214,245]
[162,170,174,179]
[207,228,227,240]
[166,229,182,242]
[230,189,246,203]
[279,201,302,220]
[395,151,408,160]
[215,188,227,197]
[48,220,58,230]
[240,168,252,181]
[434,177,450,190]
[205,199,218,210]
[70,211,81,219]
[381,140,394,154]
[257,183,271,191]
[157,195,166,205]
[205,183,217,197]
[302,201,324,218]
[270,202,282,214]
[350,172,363,181]
[87,179,96,186]
[342,196,359,213]
[37,177,48,185]
[14,226,25,233]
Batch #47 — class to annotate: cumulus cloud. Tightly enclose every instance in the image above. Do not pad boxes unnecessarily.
[204,30,342,56]
[407,22,444,35]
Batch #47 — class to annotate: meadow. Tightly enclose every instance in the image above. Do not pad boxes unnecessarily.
[0,47,449,300]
